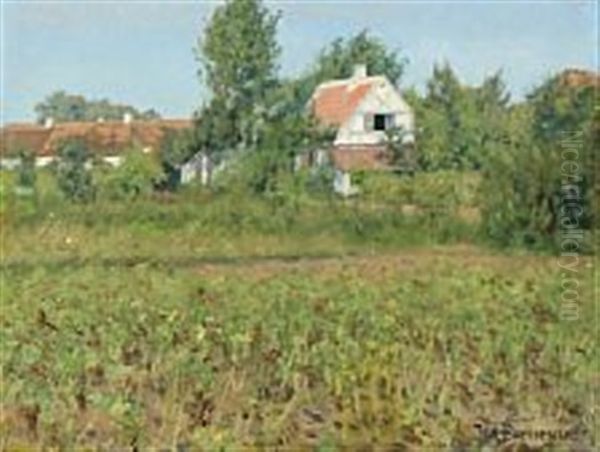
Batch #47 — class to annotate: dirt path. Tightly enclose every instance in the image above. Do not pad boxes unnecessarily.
[195,245,575,281]
[2,244,585,278]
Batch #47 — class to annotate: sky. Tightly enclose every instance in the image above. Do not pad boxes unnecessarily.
[1,0,597,124]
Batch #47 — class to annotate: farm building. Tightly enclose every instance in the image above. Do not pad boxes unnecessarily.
[308,64,415,195]
[0,115,192,168]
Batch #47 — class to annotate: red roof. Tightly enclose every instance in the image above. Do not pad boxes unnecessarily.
[0,119,192,157]
[0,125,52,157]
[559,69,599,88]
[311,78,377,127]
[43,122,95,155]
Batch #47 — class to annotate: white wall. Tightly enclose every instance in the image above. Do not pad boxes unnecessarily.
[180,161,197,184]
[333,170,359,197]
[180,152,213,185]
[36,156,55,167]
[1,155,123,169]
[335,77,415,146]
[0,158,20,170]
[103,156,123,167]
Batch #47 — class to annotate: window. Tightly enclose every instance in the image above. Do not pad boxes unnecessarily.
[373,114,394,131]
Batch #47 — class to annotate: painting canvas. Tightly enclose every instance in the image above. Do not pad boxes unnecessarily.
[0,0,597,449]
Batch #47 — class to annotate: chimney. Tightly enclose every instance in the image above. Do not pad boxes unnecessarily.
[123,112,133,124]
[44,117,54,129]
[352,64,368,79]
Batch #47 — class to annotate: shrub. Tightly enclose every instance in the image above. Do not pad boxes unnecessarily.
[98,148,165,201]
[239,147,292,195]
[55,139,95,203]
[15,148,37,195]
[358,170,479,208]
[304,165,335,195]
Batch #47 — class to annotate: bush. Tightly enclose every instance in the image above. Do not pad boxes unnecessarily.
[304,165,335,195]
[98,149,165,201]
[358,170,479,208]
[15,148,37,194]
[55,139,95,203]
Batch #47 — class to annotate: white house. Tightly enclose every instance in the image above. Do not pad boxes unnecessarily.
[308,64,415,195]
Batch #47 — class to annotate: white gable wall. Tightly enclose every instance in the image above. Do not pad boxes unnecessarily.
[334,77,414,146]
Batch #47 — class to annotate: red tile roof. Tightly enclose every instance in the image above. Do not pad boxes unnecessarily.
[0,125,52,157]
[43,122,95,155]
[559,69,599,88]
[0,119,193,157]
[311,78,377,127]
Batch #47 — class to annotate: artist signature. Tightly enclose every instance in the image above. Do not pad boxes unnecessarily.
[473,420,583,444]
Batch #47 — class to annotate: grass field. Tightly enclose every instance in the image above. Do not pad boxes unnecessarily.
[1,172,597,449]
[1,244,596,449]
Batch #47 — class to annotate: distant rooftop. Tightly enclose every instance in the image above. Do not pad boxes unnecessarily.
[559,68,599,88]
[0,118,192,157]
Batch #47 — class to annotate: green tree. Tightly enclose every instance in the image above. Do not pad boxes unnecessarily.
[195,0,280,150]
[313,30,405,85]
[55,139,95,202]
[526,72,596,233]
[288,30,408,111]
[473,71,511,163]
[193,97,238,162]
[480,72,597,249]
[415,63,510,171]
[34,91,161,123]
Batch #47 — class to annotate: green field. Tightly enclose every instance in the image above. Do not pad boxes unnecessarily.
[1,173,597,450]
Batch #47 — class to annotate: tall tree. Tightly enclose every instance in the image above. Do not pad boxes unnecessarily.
[415,63,510,170]
[195,0,281,151]
[415,63,465,170]
[313,30,406,86]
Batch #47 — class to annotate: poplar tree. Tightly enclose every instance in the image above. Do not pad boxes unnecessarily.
[195,0,281,153]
